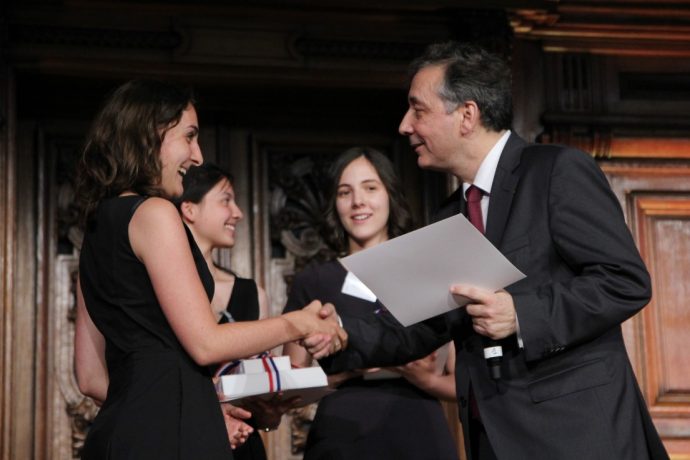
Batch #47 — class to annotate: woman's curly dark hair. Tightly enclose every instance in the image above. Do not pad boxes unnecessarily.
[74,79,195,226]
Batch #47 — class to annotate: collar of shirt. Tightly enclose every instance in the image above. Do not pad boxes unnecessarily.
[462,130,511,198]
[462,130,511,229]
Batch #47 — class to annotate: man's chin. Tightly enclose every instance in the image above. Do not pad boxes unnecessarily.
[416,155,434,170]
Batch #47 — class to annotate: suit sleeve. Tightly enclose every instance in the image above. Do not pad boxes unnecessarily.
[319,311,451,374]
[513,149,651,362]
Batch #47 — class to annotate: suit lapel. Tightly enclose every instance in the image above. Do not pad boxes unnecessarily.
[485,133,526,247]
[433,187,464,223]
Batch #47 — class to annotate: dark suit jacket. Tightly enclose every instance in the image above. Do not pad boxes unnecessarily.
[321,134,668,460]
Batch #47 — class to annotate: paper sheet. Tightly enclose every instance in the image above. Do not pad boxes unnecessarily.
[339,214,526,326]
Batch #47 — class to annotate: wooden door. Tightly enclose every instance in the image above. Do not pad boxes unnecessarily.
[603,160,690,457]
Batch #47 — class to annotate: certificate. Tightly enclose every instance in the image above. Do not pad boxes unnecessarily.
[339,214,525,326]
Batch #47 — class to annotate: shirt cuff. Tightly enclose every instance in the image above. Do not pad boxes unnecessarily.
[515,313,524,349]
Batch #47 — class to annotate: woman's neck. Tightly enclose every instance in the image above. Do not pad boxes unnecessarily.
[348,234,389,254]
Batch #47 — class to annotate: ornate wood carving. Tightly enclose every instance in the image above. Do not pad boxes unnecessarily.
[264,148,339,458]
[57,255,97,459]
[51,136,94,459]
[269,153,337,271]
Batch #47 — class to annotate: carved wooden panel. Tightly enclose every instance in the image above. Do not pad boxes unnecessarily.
[602,161,690,458]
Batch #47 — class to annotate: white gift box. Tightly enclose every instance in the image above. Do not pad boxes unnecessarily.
[216,356,332,407]
[238,355,291,374]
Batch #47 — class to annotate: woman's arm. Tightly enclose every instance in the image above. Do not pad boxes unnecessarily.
[129,198,345,366]
[283,341,312,368]
[74,277,108,404]
[257,285,269,320]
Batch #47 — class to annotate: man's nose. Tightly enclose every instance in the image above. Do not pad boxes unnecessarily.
[399,109,414,136]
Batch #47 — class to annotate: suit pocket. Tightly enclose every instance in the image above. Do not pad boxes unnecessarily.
[501,235,530,269]
[502,235,529,254]
[527,359,612,403]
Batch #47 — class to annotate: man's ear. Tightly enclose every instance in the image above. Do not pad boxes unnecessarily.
[458,101,480,135]
[179,201,197,223]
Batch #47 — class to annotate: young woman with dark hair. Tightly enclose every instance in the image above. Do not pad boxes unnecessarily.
[283,146,459,460]
[73,79,345,459]
[177,163,299,459]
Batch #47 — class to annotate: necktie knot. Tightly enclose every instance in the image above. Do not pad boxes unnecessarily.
[466,185,484,203]
[466,185,485,234]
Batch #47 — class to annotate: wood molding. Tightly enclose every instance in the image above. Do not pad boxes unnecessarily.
[542,129,690,159]
[511,2,690,57]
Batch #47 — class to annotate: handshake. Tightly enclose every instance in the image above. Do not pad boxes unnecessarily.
[286,300,348,360]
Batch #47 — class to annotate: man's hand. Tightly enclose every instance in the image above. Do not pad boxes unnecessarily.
[301,303,348,359]
[450,285,516,339]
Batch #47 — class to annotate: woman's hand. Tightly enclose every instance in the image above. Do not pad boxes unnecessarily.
[390,345,457,402]
[390,351,439,388]
[291,301,348,359]
[240,394,301,431]
[221,403,254,449]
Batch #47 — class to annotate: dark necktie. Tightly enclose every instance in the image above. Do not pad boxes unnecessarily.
[465,184,486,421]
[467,184,504,384]
[466,185,485,234]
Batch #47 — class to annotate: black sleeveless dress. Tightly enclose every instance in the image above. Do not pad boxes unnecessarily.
[283,260,459,460]
[79,196,233,459]
[217,276,268,460]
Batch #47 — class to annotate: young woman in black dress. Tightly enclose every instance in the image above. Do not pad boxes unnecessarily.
[283,147,459,460]
[178,163,297,459]
[73,79,346,459]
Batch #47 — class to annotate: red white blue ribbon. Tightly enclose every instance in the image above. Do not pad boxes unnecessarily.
[260,353,281,392]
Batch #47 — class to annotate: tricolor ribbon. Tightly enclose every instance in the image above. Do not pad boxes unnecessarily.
[259,353,281,392]
[214,360,241,378]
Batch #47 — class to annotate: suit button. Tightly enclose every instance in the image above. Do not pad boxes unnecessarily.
[459,397,468,408]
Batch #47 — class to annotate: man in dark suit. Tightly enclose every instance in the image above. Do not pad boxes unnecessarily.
[317,42,668,460]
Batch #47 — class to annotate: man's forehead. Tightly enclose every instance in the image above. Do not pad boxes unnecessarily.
[408,67,444,103]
